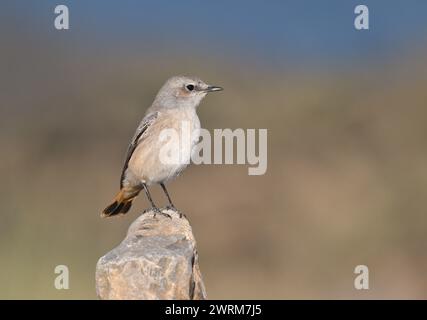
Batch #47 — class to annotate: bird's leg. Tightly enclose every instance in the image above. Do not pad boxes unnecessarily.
[160,183,185,218]
[160,183,176,210]
[142,183,171,219]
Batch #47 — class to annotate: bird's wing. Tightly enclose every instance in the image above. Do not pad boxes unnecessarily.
[120,112,159,188]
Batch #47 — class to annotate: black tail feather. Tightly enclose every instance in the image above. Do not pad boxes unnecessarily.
[102,199,132,217]
[121,201,132,214]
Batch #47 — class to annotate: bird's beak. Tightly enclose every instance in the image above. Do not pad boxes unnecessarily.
[204,85,223,92]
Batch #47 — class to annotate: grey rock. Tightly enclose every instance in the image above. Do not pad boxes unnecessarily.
[96,209,207,300]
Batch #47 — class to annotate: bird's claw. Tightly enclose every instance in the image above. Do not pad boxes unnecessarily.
[161,205,186,219]
[164,205,177,212]
[142,207,172,219]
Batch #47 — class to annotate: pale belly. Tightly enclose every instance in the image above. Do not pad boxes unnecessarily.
[127,110,200,185]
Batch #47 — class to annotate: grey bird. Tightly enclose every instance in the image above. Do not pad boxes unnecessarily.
[102,76,223,217]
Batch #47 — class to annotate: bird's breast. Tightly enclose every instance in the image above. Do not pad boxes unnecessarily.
[128,109,201,184]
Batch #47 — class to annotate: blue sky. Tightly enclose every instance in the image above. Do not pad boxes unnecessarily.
[2,1,427,68]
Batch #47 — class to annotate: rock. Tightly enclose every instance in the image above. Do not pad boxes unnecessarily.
[96,209,207,300]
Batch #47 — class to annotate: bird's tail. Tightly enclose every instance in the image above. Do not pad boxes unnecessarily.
[102,189,135,217]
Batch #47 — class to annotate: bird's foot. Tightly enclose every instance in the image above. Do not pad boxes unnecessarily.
[162,205,186,219]
[142,207,172,219]
[164,205,177,212]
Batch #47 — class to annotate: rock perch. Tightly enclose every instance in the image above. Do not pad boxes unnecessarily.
[96,209,207,300]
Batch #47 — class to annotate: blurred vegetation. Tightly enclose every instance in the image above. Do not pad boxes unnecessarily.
[1,25,427,298]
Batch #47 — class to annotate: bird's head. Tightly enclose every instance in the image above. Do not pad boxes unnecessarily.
[153,75,223,109]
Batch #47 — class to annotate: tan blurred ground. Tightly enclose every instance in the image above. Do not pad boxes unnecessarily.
[1,36,427,298]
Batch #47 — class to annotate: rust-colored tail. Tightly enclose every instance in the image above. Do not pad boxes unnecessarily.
[102,189,134,217]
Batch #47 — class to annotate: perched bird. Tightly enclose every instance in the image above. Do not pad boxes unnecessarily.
[102,76,223,218]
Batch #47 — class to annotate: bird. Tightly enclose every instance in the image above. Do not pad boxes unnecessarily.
[102,76,223,218]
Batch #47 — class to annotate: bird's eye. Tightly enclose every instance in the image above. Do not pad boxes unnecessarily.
[186,84,195,91]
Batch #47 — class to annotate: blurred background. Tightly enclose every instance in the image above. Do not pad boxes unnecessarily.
[1,0,427,299]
